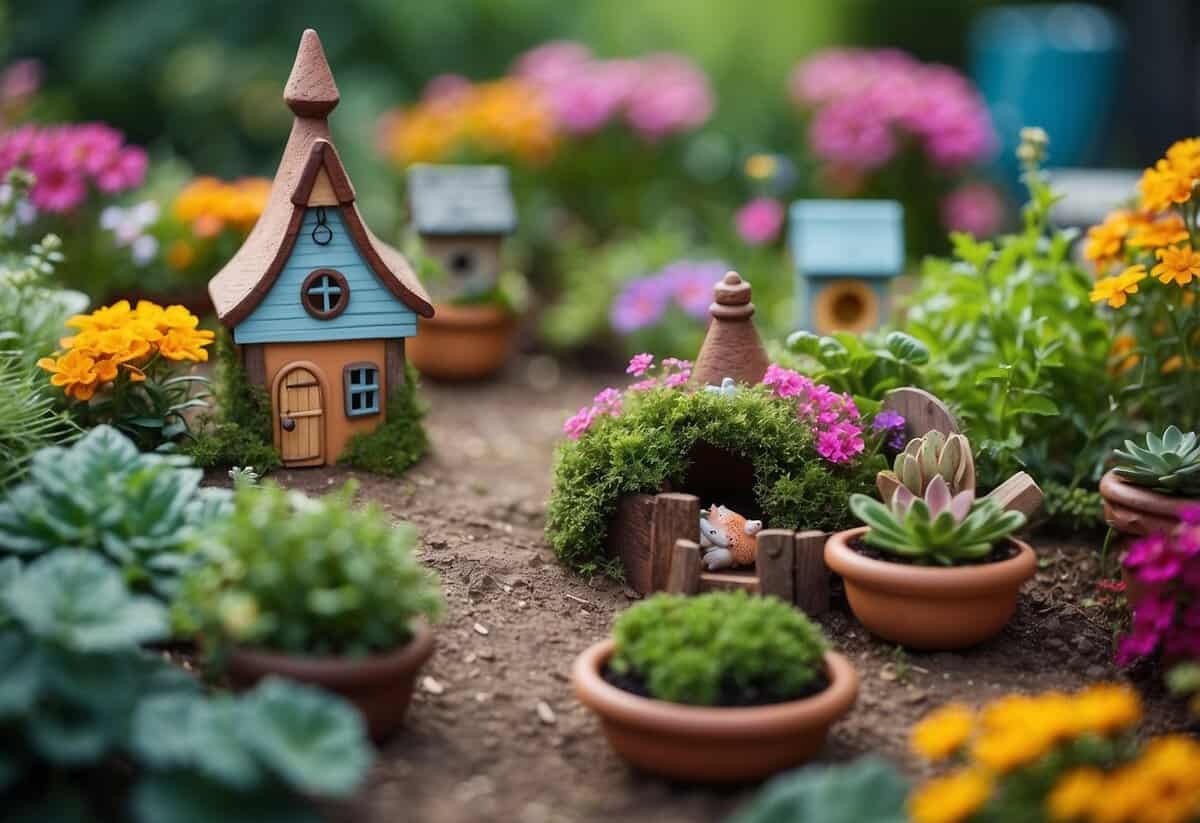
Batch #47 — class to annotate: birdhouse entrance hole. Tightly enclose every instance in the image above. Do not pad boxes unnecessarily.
[812,278,879,335]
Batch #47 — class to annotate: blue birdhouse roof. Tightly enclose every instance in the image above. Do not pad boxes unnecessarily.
[407,164,517,236]
[789,200,904,278]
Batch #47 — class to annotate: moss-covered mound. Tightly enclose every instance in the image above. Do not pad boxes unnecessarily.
[339,361,429,476]
[546,384,880,576]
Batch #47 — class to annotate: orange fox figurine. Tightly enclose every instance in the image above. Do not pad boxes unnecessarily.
[698,504,763,571]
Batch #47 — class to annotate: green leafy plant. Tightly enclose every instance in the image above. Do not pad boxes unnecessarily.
[547,384,879,576]
[782,330,930,413]
[173,480,442,658]
[610,590,828,706]
[0,354,78,491]
[876,430,975,500]
[850,475,1026,566]
[729,758,909,823]
[0,426,231,600]
[0,551,372,822]
[183,329,280,472]
[1042,480,1105,533]
[1112,425,1200,496]
[339,362,429,477]
[901,134,1114,490]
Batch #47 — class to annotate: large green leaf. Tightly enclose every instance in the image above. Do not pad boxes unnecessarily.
[730,758,909,823]
[130,773,319,823]
[237,677,372,797]
[131,693,263,790]
[0,631,40,717]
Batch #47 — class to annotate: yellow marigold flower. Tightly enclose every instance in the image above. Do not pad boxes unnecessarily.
[1109,334,1140,376]
[37,350,102,401]
[1083,210,1131,268]
[1046,767,1105,821]
[158,327,214,362]
[1152,244,1200,287]
[166,239,196,271]
[909,769,992,823]
[1167,137,1200,180]
[173,176,269,237]
[1137,735,1200,787]
[1139,159,1194,212]
[1072,683,1142,736]
[1090,265,1147,308]
[1089,768,1153,823]
[911,703,975,761]
[1162,355,1185,374]
[66,299,134,334]
[972,728,1057,773]
[1128,213,1190,249]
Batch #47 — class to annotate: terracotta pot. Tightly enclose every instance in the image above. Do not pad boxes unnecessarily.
[1100,469,1195,540]
[406,303,517,380]
[825,527,1037,650]
[572,639,858,783]
[227,622,434,741]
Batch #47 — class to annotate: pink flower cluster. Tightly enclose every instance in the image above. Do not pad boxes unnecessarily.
[790,49,994,174]
[734,197,785,246]
[0,123,147,214]
[940,182,1004,237]
[762,364,864,464]
[1118,506,1200,665]
[514,41,713,141]
[561,355,693,440]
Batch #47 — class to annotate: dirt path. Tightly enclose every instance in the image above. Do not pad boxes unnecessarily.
[266,360,1189,823]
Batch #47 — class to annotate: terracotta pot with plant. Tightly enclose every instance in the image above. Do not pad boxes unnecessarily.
[573,590,858,783]
[827,433,1035,650]
[173,479,443,740]
[407,300,519,380]
[1101,426,1200,544]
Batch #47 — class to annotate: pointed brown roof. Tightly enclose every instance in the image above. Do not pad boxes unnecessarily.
[208,29,433,326]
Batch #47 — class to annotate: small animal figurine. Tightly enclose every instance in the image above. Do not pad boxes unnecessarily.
[704,377,738,398]
[698,504,763,571]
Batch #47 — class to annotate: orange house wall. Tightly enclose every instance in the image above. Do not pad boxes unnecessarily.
[262,339,388,464]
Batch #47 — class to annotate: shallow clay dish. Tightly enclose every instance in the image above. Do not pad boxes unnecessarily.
[407,303,516,380]
[228,621,434,741]
[572,639,858,783]
[825,527,1036,651]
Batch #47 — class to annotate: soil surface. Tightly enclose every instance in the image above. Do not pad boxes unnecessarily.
[231,359,1192,823]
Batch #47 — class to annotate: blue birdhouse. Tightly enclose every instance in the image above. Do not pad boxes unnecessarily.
[789,200,904,335]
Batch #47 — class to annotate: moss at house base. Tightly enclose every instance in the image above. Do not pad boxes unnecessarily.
[339,361,429,477]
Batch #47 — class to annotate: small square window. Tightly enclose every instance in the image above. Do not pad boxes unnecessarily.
[343,364,380,417]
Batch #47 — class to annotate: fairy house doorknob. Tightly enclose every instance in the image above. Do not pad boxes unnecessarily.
[789,200,904,335]
[691,271,770,387]
[206,29,434,468]
[407,164,516,301]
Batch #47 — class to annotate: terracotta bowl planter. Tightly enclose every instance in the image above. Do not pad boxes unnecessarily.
[825,527,1037,651]
[407,303,517,380]
[572,639,858,783]
[227,622,434,741]
[1100,469,1195,540]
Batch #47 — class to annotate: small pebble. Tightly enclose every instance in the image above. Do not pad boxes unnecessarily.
[474,622,490,636]
[421,676,445,695]
[536,701,557,725]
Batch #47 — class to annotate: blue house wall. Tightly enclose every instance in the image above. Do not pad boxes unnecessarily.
[233,207,417,344]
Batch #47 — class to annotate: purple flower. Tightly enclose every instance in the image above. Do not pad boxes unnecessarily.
[626,353,654,377]
[735,198,785,246]
[664,369,691,388]
[941,183,1004,236]
[593,387,623,414]
[872,409,908,450]
[610,276,669,333]
[660,260,725,319]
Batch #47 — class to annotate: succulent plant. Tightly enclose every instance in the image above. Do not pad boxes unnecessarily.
[1112,426,1200,496]
[876,430,975,502]
[850,475,1026,566]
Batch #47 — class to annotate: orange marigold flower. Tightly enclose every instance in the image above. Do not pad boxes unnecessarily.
[909,769,992,823]
[1083,210,1131,268]
[166,239,196,271]
[911,703,975,761]
[1152,244,1200,287]
[1072,683,1142,736]
[1162,355,1185,374]
[1090,265,1147,308]
[1046,767,1106,821]
[158,327,214,362]
[1109,334,1140,376]
[1167,137,1200,180]
[1139,159,1194,212]
[37,350,102,401]
[1128,213,1190,249]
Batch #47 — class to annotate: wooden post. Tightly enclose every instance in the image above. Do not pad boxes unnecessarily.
[794,530,830,616]
[883,387,958,439]
[650,493,700,592]
[666,539,702,595]
[983,471,1044,519]
[756,530,796,603]
[242,343,267,388]
[607,494,657,595]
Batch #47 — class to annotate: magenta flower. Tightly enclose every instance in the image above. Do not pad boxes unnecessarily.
[563,405,599,440]
[762,364,810,400]
[626,353,654,377]
[28,160,86,213]
[941,183,1004,236]
[94,146,147,193]
[809,94,897,172]
[735,198,785,246]
[513,41,593,87]
[1125,534,1183,584]
[593,387,623,414]
[624,54,713,141]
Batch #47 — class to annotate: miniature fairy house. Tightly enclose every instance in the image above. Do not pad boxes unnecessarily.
[207,30,433,468]
[789,200,904,335]
[407,164,516,300]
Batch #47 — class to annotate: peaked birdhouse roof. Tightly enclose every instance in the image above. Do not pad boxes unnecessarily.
[407,164,517,236]
[208,29,433,327]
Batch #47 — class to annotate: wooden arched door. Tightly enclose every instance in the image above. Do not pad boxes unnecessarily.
[275,363,324,466]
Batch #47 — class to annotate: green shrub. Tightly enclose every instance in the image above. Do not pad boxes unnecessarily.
[174,480,442,658]
[781,330,931,414]
[609,591,828,706]
[0,355,78,491]
[1042,480,1105,533]
[729,758,909,823]
[546,384,878,576]
[0,551,372,821]
[184,329,280,472]
[339,361,429,477]
[0,426,231,600]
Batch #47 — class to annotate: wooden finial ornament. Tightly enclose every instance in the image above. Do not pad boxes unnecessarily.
[284,29,340,118]
[691,271,770,387]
